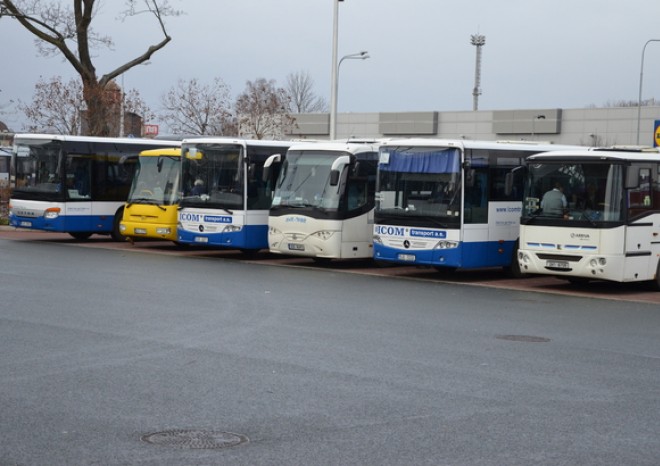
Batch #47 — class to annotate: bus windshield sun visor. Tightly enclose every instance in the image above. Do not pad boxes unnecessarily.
[380,148,460,174]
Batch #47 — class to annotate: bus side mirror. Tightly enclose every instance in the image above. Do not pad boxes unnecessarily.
[465,169,475,188]
[262,153,282,182]
[625,165,641,189]
[329,155,352,186]
[330,170,340,186]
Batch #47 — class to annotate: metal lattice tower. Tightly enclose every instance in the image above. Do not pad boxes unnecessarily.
[471,34,486,111]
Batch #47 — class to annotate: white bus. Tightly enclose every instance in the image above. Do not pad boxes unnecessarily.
[517,147,660,288]
[177,138,292,251]
[268,140,381,260]
[9,134,181,240]
[0,147,10,187]
[373,139,581,273]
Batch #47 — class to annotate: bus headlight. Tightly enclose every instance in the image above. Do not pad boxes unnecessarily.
[434,240,458,249]
[312,230,334,241]
[373,235,382,244]
[119,224,127,232]
[44,207,61,219]
[223,224,242,233]
[156,227,171,235]
[269,226,281,236]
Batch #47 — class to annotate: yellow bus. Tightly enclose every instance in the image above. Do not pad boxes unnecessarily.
[120,147,181,242]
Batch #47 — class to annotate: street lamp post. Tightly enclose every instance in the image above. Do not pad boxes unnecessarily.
[329,0,341,140]
[636,39,660,145]
[330,51,369,140]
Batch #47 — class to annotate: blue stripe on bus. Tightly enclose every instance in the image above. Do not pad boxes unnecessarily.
[177,224,268,250]
[373,240,515,269]
[9,214,113,233]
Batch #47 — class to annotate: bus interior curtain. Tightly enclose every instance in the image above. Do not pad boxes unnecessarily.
[380,148,460,174]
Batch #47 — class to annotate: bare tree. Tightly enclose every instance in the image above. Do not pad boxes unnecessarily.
[19,75,84,134]
[159,77,236,136]
[0,0,180,136]
[18,75,153,135]
[235,78,294,140]
[286,70,328,113]
[587,98,658,108]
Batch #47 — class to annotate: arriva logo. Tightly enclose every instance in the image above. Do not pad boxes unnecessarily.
[180,213,200,222]
[375,225,406,236]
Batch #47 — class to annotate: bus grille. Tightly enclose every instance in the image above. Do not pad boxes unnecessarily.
[535,253,582,262]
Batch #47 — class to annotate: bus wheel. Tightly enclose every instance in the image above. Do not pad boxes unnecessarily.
[506,240,527,278]
[239,248,260,258]
[434,266,457,274]
[69,232,92,240]
[565,277,590,286]
[651,260,660,291]
[111,207,126,242]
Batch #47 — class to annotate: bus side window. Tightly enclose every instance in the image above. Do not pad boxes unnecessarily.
[628,165,653,218]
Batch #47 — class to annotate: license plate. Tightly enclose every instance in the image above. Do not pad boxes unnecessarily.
[288,243,305,251]
[194,236,209,243]
[19,221,32,227]
[398,253,416,262]
[546,260,569,269]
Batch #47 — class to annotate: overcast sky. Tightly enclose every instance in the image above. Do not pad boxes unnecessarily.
[1,0,660,131]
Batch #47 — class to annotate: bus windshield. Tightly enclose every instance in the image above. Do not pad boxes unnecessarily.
[128,155,180,206]
[13,139,65,199]
[523,161,624,223]
[271,150,344,210]
[375,146,462,226]
[180,143,243,210]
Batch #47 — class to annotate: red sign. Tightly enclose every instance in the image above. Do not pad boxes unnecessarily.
[143,124,159,137]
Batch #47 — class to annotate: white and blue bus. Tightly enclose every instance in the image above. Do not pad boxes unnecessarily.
[373,139,581,273]
[268,140,381,260]
[517,147,660,288]
[9,134,181,240]
[177,138,292,250]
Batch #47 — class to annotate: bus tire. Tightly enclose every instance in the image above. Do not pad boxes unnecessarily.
[69,232,93,240]
[434,266,457,274]
[506,240,527,278]
[111,207,126,242]
[651,260,660,291]
[239,248,260,258]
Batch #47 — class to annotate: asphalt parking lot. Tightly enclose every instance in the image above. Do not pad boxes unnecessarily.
[1,226,659,305]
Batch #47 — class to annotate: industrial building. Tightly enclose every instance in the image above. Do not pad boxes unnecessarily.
[287,106,660,147]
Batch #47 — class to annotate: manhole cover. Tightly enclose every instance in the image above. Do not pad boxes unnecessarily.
[495,334,551,343]
[141,430,248,449]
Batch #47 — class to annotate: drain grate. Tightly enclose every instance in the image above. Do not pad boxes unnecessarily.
[141,429,248,449]
[495,334,551,343]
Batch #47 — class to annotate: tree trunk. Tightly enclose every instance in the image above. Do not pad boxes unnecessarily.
[82,80,121,137]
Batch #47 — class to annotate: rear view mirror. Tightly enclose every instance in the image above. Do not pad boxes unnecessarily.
[330,170,340,186]
[262,153,282,182]
[329,155,352,186]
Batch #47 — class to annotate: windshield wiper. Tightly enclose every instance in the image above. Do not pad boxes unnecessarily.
[126,198,166,211]
[421,216,450,229]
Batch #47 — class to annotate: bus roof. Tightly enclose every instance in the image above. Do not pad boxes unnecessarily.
[287,140,383,154]
[379,138,582,152]
[181,137,293,148]
[13,133,182,146]
[527,147,660,163]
